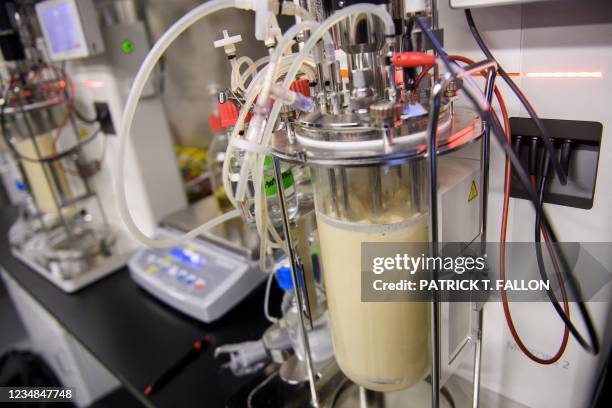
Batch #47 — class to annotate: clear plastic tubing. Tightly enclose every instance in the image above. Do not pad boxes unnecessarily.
[221,55,313,206]
[222,55,316,243]
[233,19,325,206]
[231,20,323,241]
[232,56,269,92]
[224,55,316,212]
[254,3,395,196]
[230,56,255,91]
[239,20,333,241]
[115,0,252,248]
[249,4,395,247]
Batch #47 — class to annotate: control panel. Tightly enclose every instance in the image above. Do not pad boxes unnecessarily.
[129,227,266,323]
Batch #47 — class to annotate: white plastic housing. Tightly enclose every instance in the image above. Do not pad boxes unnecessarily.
[35,0,105,60]
[405,0,428,13]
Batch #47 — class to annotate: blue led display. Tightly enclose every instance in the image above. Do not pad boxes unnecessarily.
[169,247,206,269]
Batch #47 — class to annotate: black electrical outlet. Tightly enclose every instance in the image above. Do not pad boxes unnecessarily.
[509,117,602,210]
[94,102,115,135]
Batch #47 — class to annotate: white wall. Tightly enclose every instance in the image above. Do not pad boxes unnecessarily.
[440,1,612,407]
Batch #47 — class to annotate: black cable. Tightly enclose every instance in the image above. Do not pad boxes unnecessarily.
[402,18,417,91]
[415,16,599,355]
[560,140,572,175]
[73,105,110,125]
[532,150,594,350]
[512,134,522,157]
[73,107,99,124]
[464,9,567,186]
[528,137,539,176]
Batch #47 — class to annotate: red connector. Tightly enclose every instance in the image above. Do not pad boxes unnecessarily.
[390,52,437,68]
[217,101,252,128]
[208,114,223,132]
[289,78,311,97]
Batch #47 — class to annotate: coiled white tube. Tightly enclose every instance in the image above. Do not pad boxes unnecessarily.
[233,56,270,91]
[221,54,316,212]
[115,0,252,248]
[221,19,320,213]
[116,1,393,250]
[240,22,324,245]
[249,5,395,245]
[236,6,393,250]
[230,56,255,91]
[222,54,316,246]
[233,20,325,205]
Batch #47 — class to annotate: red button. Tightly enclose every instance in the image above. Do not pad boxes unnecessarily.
[194,279,205,289]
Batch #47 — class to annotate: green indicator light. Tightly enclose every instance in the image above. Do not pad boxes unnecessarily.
[121,39,134,54]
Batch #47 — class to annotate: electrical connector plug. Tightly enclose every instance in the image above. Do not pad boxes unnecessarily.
[391,52,437,68]
[528,137,539,177]
[560,140,573,175]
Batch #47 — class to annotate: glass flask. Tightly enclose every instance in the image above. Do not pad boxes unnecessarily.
[311,160,431,392]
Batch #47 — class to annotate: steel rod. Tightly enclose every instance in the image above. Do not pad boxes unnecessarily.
[369,167,382,219]
[472,65,496,408]
[272,157,319,407]
[359,387,385,408]
[480,67,496,249]
[426,75,449,408]
[425,64,494,408]
[432,0,439,87]
[339,167,350,217]
[472,309,484,408]
[328,168,341,218]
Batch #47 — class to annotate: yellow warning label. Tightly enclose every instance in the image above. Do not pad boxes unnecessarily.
[468,180,478,202]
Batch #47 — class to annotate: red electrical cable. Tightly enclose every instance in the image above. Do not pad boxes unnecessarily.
[494,85,571,366]
[415,63,435,88]
[498,173,570,365]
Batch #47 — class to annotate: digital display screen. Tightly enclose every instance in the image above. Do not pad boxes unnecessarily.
[170,247,206,269]
[41,2,82,54]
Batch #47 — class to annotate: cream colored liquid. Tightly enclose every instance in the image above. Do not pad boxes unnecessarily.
[15,133,72,214]
[317,212,431,392]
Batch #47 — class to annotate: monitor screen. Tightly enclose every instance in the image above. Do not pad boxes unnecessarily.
[40,2,82,54]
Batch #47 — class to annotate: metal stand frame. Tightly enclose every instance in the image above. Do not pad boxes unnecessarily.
[5,73,109,236]
[269,59,498,407]
[272,158,319,407]
[3,70,114,292]
[425,61,498,408]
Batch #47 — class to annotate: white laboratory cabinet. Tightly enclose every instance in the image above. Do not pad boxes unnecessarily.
[1,270,119,407]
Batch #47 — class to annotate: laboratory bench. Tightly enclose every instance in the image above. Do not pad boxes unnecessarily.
[0,206,276,407]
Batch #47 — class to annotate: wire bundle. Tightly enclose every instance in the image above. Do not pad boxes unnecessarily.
[112,0,600,362]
